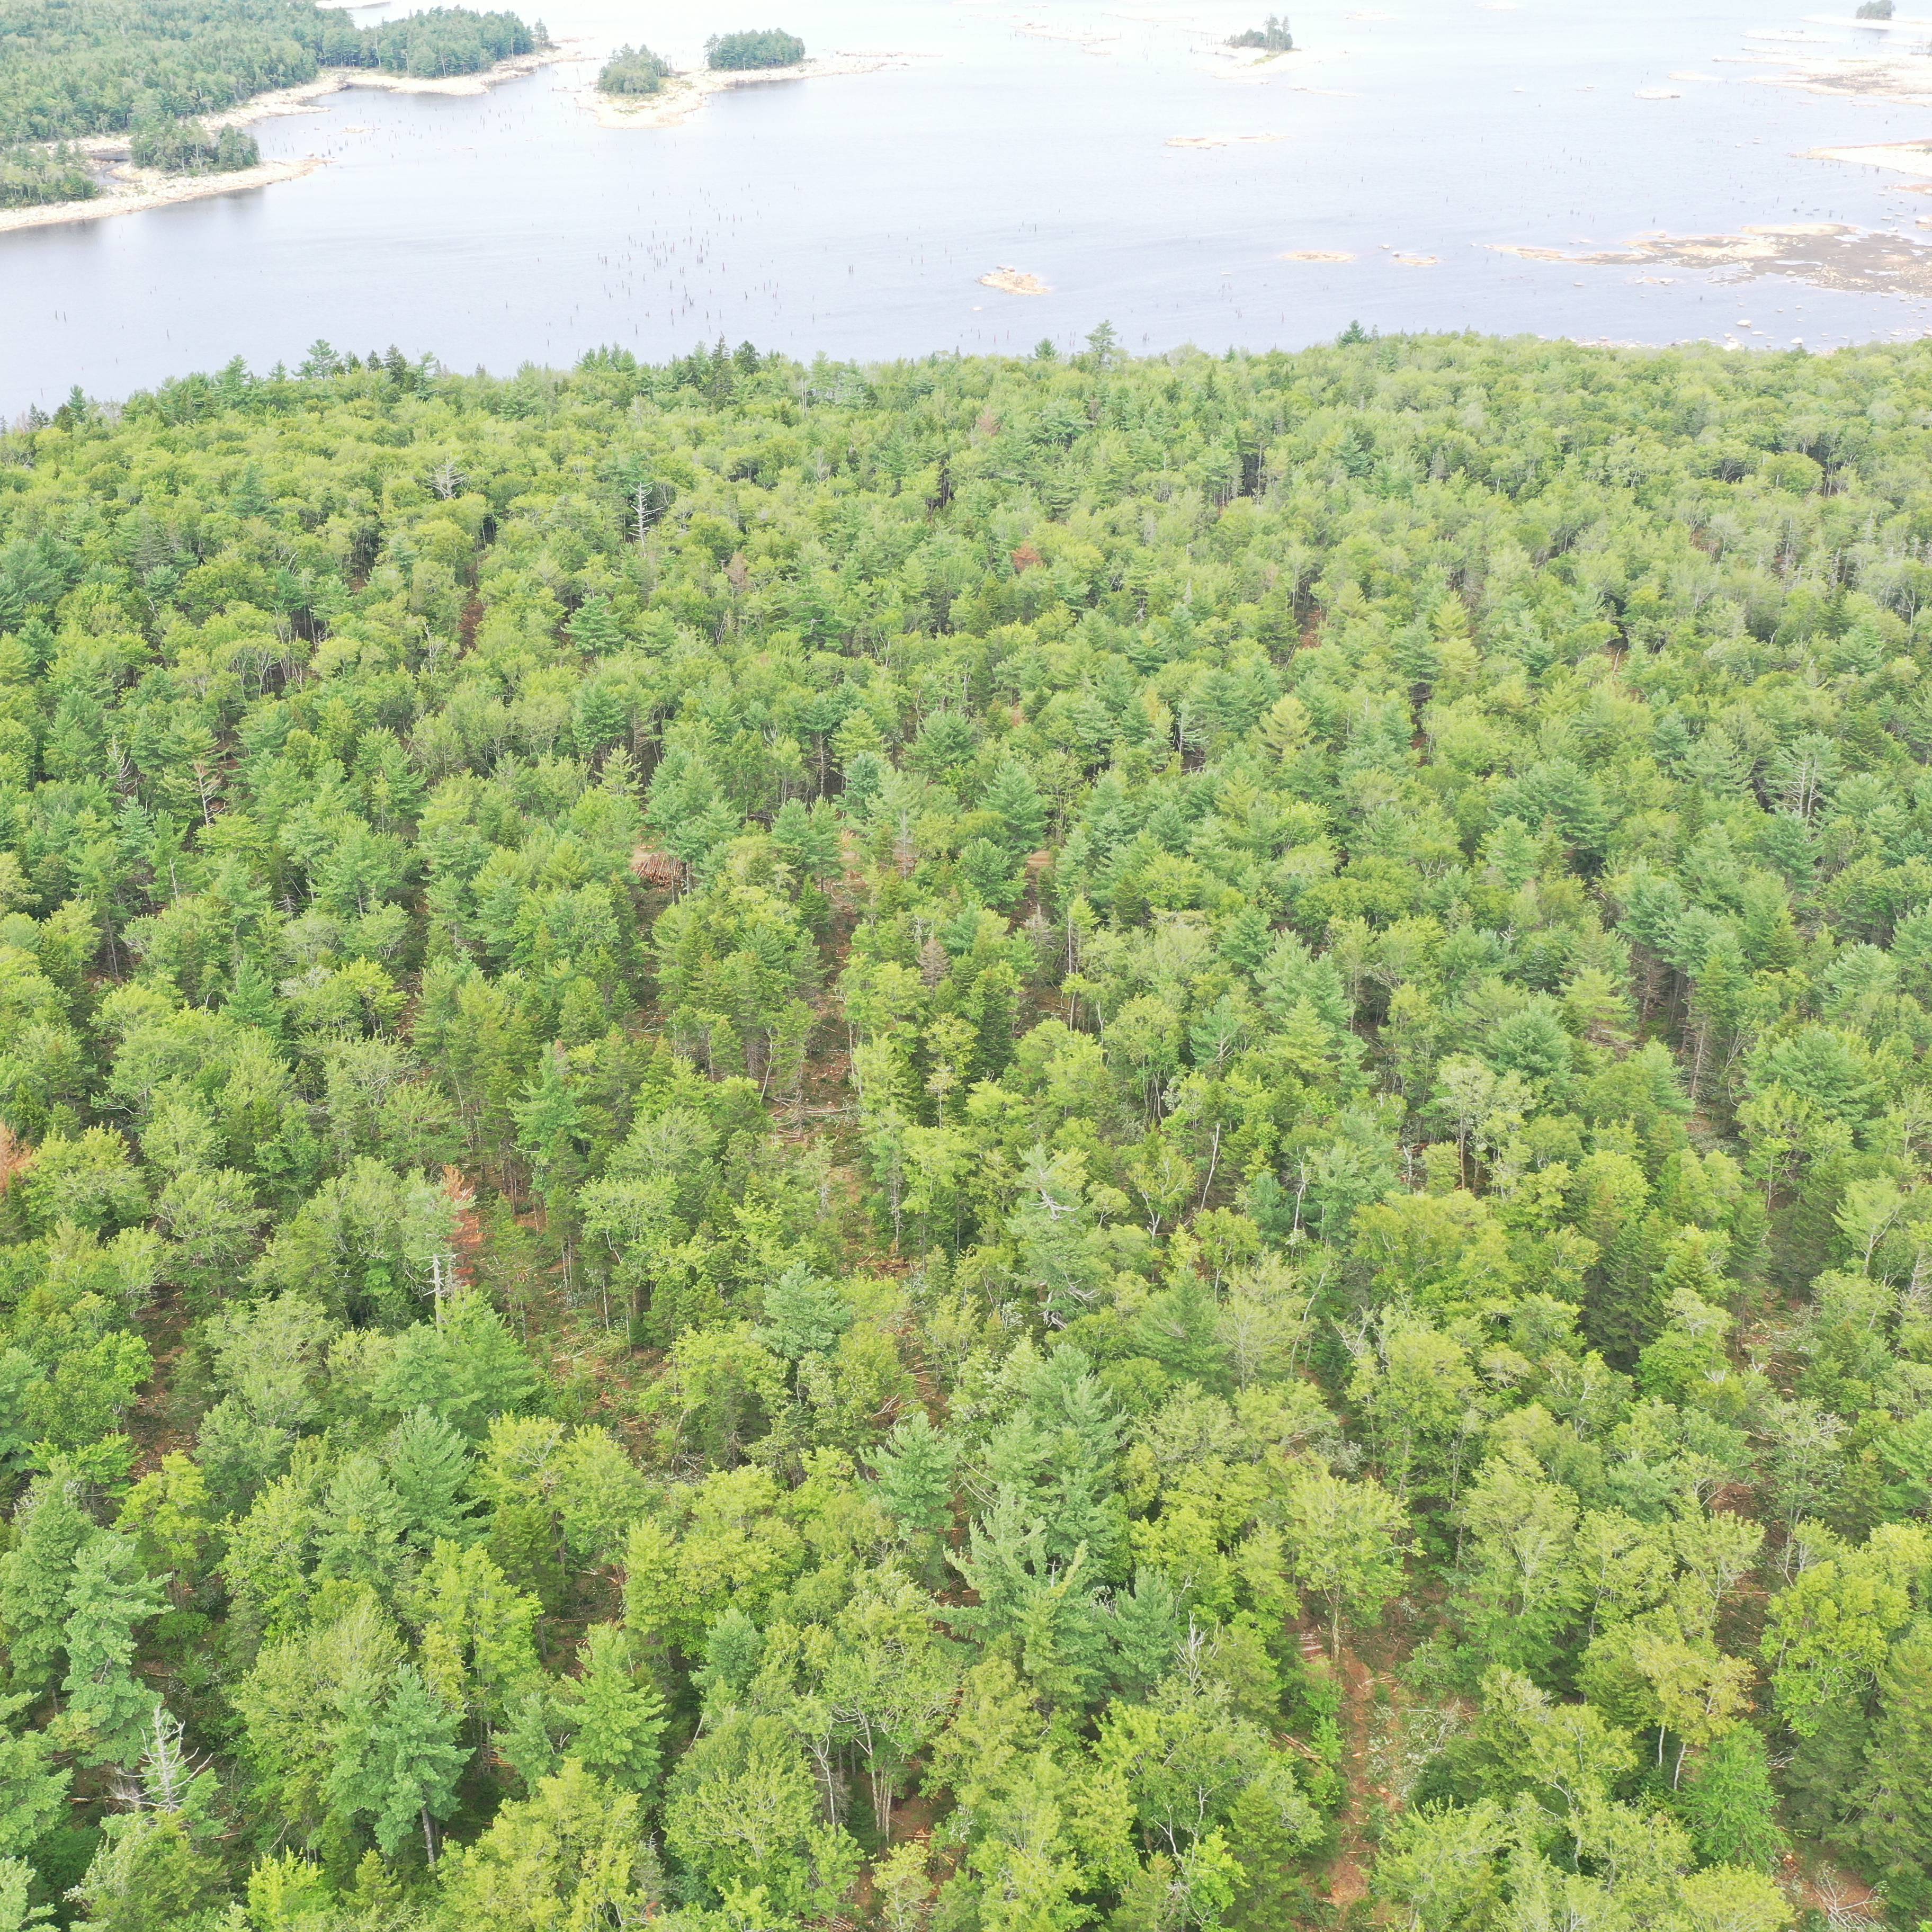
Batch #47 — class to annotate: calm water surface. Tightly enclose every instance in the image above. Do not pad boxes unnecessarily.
[6,0,1932,410]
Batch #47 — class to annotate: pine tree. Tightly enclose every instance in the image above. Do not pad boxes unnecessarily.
[568,597,625,655]
[496,1686,568,1794]
[53,1535,164,1768]
[1108,1569,1183,1695]
[982,759,1049,858]
[310,1453,408,1593]
[221,955,283,1037]
[0,1695,69,1861]
[693,1607,764,1711]
[758,1264,852,1364]
[383,1407,477,1549]
[0,1479,91,1694]
[869,1411,956,1541]
[565,1623,666,1796]
[367,1666,467,1862]
[1856,1619,1932,1921]
[1677,1726,1784,1871]
[332,1663,467,1865]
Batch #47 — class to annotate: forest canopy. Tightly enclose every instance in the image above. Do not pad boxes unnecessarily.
[361,5,540,82]
[598,41,671,97]
[705,28,805,71]
[0,139,91,207]
[0,329,1931,1929]
[127,117,258,173]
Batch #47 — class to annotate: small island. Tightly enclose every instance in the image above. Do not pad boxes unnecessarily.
[587,29,905,131]
[1226,14,1295,52]
[599,43,675,96]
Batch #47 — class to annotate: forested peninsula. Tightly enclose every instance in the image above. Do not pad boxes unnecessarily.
[0,0,546,215]
[0,332,1929,1931]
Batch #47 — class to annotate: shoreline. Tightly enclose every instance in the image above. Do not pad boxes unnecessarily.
[0,46,570,237]
[585,52,910,130]
[171,43,574,135]
[0,156,328,236]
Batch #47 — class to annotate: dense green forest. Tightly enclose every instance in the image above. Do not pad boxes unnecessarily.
[0,138,88,208]
[598,41,670,97]
[126,118,257,174]
[706,28,804,71]
[360,6,539,83]
[0,0,542,209]
[0,328,1929,1930]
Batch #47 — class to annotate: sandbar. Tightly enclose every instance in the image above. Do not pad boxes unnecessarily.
[0,47,570,236]
[980,266,1051,295]
[1808,137,1932,180]
[1019,22,1120,47]
[1749,45,1932,104]
[1167,131,1284,148]
[1490,221,1932,296]
[1280,249,1355,261]
[586,52,909,129]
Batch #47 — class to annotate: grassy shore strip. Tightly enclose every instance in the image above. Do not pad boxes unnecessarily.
[585,52,909,130]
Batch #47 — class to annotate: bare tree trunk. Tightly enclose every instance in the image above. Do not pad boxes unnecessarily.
[1197,1121,1222,1209]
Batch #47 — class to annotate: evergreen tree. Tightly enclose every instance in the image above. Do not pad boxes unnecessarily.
[0,1480,92,1694]
[383,1408,477,1549]
[0,1698,69,1862]
[869,1410,956,1542]
[1856,1619,1932,1921]
[53,1537,163,1768]
[565,1624,666,1796]
[370,1666,467,1862]
[65,1809,226,1932]
[1677,1726,1785,1872]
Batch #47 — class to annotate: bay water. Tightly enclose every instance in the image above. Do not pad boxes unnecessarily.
[6,0,1932,410]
